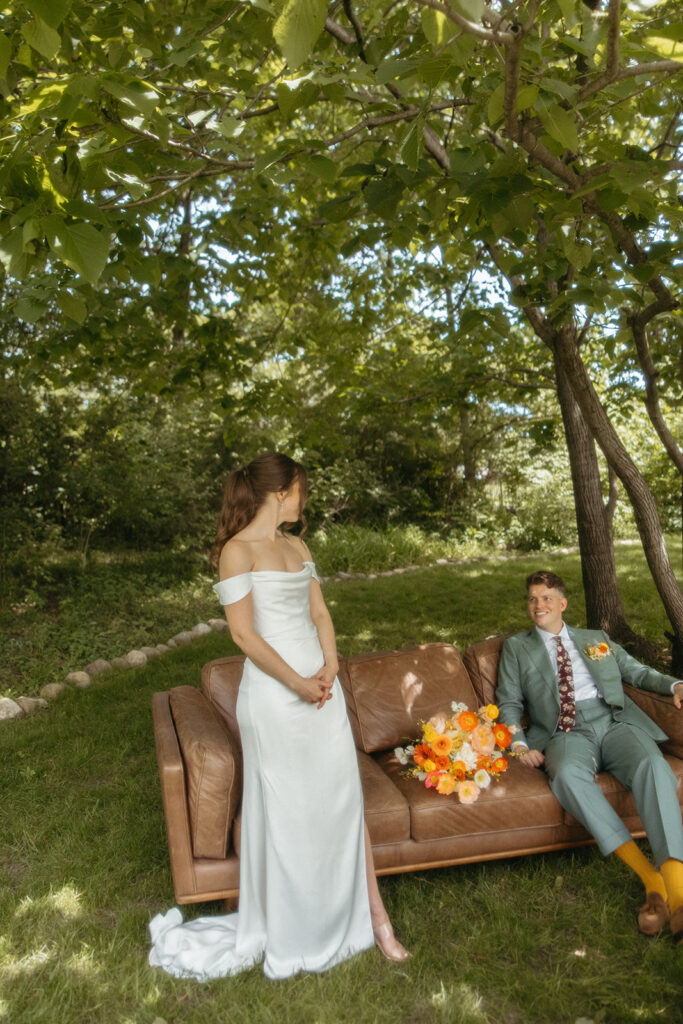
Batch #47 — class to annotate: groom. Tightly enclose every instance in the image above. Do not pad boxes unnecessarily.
[496,570,683,942]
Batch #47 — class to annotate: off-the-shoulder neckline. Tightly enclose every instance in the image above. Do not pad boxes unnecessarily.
[216,561,314,584]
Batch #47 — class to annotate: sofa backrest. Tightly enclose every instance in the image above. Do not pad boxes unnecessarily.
[461,635,506,707]
[339,642,478,753]
[202,655,246,750]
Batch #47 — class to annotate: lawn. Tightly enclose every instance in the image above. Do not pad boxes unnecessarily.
[1,542,682,1024]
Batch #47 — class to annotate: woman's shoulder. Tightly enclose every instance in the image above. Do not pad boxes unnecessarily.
[218,538,255,579]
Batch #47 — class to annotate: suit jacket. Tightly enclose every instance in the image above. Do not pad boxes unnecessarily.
[496,626,677,752]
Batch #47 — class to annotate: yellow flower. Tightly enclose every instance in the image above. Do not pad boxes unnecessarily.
[485,703,499,720]
[423,723,437,743]
[423,759,436,772]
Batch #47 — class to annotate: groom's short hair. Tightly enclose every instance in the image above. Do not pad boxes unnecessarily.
[526,570,566,596]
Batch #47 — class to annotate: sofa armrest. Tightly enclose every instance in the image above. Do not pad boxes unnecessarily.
[151,691,197,902]
[623,683,683,759]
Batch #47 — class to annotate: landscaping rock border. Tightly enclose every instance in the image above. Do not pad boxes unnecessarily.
[3,540,642,725]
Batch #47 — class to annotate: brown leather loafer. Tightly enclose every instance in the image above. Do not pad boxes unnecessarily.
[637,892,670,935]
[670,905,683,945]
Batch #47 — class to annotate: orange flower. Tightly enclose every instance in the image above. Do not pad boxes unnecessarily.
[435,755,450,771]
[471,724,496,756]
[458,780,480,804]
[416,743,434,759]
[457,710,478,732]
[451,760,466,781]
[436,774,456,795]
[432,734,453,756]
[476,755,492,770]
[493,723,512,749]
[598,642,609,654]
[491,756,509,773]
[413,750,425,766]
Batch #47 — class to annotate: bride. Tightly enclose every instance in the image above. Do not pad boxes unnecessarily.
[149,452,410,980]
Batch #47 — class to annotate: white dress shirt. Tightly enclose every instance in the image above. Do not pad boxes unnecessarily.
[536,623,600,702]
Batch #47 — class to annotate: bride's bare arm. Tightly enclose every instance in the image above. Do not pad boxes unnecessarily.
[219,542,330,706]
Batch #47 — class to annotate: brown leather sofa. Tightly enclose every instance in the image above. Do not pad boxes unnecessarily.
[152,638,683,905]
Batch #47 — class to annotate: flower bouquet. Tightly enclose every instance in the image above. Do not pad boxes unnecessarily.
[394,702,517,803]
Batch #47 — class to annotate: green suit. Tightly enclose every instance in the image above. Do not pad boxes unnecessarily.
[496,626,683,864]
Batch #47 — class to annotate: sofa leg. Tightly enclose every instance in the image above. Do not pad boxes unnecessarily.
[224,896,238,913]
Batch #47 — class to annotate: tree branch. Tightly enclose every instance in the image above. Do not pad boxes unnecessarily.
[413,0,516,43]
[578,60,683,103]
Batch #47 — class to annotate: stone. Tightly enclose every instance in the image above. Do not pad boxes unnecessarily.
[367,573,377,580]
[337,571,352,579]
[111,657,129,668]
[155,644,171,654]
[0,697,23,721]
[41,682,66,700]
[16,696,48,714]
[83,658,112,676]
[65,671,91,687]
[166,638,178,649]
[139,645,160,658]
[125,649,148,667]
[191,622,212,637]
[208,619,230,632]
[74,675,91,689]
[172,631,193,646]
[436,558,449,565]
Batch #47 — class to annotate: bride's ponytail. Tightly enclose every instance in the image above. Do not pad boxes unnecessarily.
[211,452,307,569]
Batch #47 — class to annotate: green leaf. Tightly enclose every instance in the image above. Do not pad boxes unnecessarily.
[556,0,576,24]
[303,154,338,182]
[642,35,683,62]
[103,78,159,117]
[0,33,11,79]
[48,221,110,284]
[15,295,49,322]
[487,83,505,126]
[58,290,87,324]
[397,118,423,170]
[451,0,484,19]
[273,0,327,68]
[25,0,72,29]
[516,85,538,112]
[538,103,578,152]
[421,9,451,49]
[213,116,245,139]
[21,17,61,60]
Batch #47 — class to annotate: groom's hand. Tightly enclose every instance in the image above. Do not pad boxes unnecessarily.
[518,749,545,768]
[673,682,683,710]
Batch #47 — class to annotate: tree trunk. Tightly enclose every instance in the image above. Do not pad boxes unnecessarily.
[553,351,637,643]
[553,324,683,673]
[459,405,476,491]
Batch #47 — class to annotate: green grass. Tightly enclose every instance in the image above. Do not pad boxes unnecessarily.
[1,541,682,1024]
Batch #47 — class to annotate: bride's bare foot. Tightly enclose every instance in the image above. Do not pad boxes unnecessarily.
[373,921,412,962]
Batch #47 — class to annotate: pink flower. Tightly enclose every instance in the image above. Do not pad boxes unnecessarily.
[471,724,496,756]
[458,780,481,804]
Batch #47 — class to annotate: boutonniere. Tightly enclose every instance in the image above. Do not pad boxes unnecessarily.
[584,641,612,661]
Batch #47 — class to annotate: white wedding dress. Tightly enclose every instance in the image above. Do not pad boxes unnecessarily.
[149,562,374,980]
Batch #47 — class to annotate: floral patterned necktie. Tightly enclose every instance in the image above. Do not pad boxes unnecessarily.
[553,635,576,732]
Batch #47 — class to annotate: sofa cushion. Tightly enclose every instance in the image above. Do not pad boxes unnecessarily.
[170,686,242,859]
[358,750,410,845]
[339,643,478,754]
[461,635,506,707]
[376,750,563,842]
[201,656,246,749]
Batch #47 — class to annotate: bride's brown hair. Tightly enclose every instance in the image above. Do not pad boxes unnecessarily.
[211,452,308,569]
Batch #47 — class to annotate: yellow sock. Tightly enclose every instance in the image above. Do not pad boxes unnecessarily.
[660,859,683,913]
[614,841,667,898]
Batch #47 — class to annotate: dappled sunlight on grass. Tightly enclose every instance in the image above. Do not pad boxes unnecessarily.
[15,884,84,922]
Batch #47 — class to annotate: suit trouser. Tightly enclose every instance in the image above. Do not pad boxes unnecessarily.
[543,698,683,865]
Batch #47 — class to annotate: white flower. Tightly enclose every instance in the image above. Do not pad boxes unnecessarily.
[474,769,491,789]
[394,746,411,765]
[429,712,447,734]
[458,741,478,771]
[451,701,468,714]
